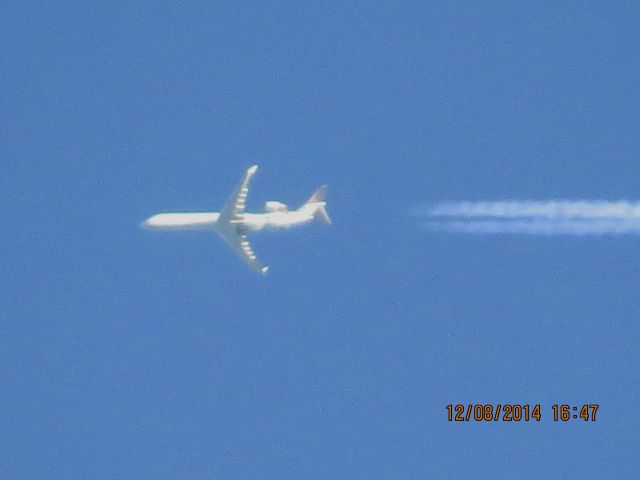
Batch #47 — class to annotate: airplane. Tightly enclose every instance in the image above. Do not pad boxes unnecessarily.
[141,165,331,274]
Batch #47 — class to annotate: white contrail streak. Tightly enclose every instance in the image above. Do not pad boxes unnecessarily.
[425,201,640,219]
[415,201,640,235]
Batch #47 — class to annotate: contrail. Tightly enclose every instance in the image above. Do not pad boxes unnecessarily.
[425,201,640,219]
[413,201,640,235]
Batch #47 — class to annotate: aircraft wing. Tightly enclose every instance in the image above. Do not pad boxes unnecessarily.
[218,230,269,275]
[217,165,268,274]
[218,165,258,224]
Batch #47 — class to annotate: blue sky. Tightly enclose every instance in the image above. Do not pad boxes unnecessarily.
[2,2,639,478]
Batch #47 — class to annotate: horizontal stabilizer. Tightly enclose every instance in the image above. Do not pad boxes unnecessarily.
[316,205,332,225]
[303,185,331,225]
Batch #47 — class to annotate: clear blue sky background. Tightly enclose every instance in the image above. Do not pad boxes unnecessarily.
[3,2,639,478]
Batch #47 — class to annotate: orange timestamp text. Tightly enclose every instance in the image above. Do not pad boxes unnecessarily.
[446,404,599,422]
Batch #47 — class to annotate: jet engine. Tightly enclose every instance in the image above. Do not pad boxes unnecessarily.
[265,201,289,212]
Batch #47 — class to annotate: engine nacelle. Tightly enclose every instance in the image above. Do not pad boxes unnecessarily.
[265,201,289,213]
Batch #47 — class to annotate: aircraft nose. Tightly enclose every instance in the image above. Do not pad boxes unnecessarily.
[140,216,155,229]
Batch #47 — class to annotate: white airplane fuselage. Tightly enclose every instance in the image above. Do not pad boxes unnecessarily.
[142,206,318,233]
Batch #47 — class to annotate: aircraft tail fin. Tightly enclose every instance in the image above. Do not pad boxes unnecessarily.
[303,185,331,225]
[305,185,327,204]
